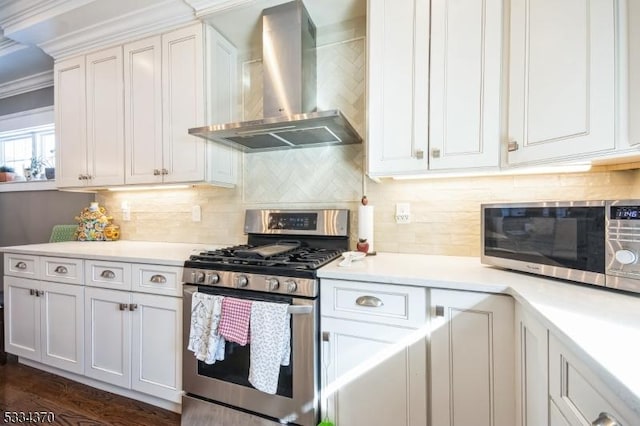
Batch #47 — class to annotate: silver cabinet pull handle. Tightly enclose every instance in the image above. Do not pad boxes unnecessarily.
[592,412,623,426]
[355,295,384,308]
[54,265,68,274]
[507,140,519,152]
[15,261,27,269]
[129,304,138,311]
[37,290,44,297]
[100,270,116,279]
[435,305,445,317]
[29,289,36,296]
[119,303,127,311]
[150,274,167,284]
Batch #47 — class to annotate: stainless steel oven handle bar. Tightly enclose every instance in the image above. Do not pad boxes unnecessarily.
[183,286,312,315]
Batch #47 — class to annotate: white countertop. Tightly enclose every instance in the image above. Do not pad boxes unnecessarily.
[0,241,220,266]
[319,253,640,412]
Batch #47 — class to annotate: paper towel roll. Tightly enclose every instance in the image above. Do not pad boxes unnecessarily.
[358,205,374,253]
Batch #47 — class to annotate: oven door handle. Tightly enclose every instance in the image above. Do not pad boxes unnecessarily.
[287,305,312,315]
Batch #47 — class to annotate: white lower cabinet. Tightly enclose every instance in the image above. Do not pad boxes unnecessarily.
[548,333,640,426]
[85,287,182,403]
[430,289,515,426]
[320,280,515,426]
[3,276,84,374]
[515,303,549,426]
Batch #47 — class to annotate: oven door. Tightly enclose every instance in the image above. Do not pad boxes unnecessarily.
[182,285,318,426]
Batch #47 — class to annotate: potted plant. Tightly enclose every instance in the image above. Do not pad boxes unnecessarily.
[0,166,16,182]
[26,157,44,180]
[44,149,55,180]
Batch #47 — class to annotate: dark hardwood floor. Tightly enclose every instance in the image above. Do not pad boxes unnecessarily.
[0,356,180,425]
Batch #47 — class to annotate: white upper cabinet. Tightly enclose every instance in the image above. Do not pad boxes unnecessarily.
[429,0,502,170]
[629,0,640,147]
[161,24,206,183]
[366,0,502,177]
[54,57,87,188]
[123,36,163,185]
[366,0,430,176]
[86,47,125,186]
[507,0,617,165]
[122,23,237,186]
[56,23,238,188]
[56,48,125,188]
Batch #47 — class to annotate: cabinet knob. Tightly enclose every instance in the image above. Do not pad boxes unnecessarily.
[591,412,623,426]
[129,304,138,311]
[153,169,161,176]
[435,305,445,317]
[355,295,384,308]
[507,140,519,152]
[119,303,127,311]
[54,265,68,274]
[431,148,441,158]
[150,274,167,284]
[161,168,168,175]
[15,261,27,270]
[416,149,425,160]
[29,289,36,296]
[100,270,116,279]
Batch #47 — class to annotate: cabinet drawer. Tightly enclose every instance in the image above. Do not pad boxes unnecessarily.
[85,260,132,291]
[548,333,640,426]
[132,264,182,297]
[4,253,39,279]
[321,279,426,328]
[40,257,84,285]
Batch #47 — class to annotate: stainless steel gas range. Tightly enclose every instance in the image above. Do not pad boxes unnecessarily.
[181,209,349,426]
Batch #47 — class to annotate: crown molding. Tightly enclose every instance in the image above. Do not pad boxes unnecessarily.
[1,0,94,38]
[0,38,28,57]
[182,0,255,17]
[0,70,53,99]
[37,0,196,60]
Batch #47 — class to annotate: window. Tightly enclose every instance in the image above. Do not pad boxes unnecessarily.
[0,124,55,178]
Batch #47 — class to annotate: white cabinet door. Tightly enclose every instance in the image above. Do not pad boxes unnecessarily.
[84,287,132,388]
[507,0,616,165]
[55,56,87,188]
[366,0,430,176]
[515,303,548,426]
[430,289,515,426]
[124,36,164,185]
[40,281,84,374]
[429,0,502,170]
[86,46,125,186]
[204,26,238,187]
[321,317,428,426]
[630,0,640,146]
[162,24,206,183]
[130,293,182,402]
[548,333,640,426]
[3,276,40,360]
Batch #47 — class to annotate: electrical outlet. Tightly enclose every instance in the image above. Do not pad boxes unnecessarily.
[395,203,411,224]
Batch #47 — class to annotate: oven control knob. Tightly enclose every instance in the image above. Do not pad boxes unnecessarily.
[196,271,206,283]
[285,280,298,293]
[206,273,220,285]
[267,278,280,291]
[236,275,249,288]
[615,249,637,265]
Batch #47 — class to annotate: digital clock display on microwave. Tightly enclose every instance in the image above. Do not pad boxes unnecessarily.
[611,206,640,220]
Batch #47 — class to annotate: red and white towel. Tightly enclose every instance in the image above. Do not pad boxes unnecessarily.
[218,297,253,345]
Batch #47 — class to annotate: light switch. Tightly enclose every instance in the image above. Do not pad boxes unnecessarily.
[192,205,201,222]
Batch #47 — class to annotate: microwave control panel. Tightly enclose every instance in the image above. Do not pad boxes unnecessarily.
[605,200,640,288]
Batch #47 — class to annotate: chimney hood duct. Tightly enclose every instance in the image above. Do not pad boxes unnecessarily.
[188,0,362,152]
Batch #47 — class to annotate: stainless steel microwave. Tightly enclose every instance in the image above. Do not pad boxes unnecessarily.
[481,200,640,294]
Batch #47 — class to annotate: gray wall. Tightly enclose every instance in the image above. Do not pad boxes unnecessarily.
[0,87,53,116]
[0,190,94,284]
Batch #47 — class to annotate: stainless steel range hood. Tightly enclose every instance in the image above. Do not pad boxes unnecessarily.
[189,0,362,152]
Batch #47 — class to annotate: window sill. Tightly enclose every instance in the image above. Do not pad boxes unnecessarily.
[0,180,58,192]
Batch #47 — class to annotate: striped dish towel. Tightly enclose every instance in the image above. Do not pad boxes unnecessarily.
[218,297,253,345]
